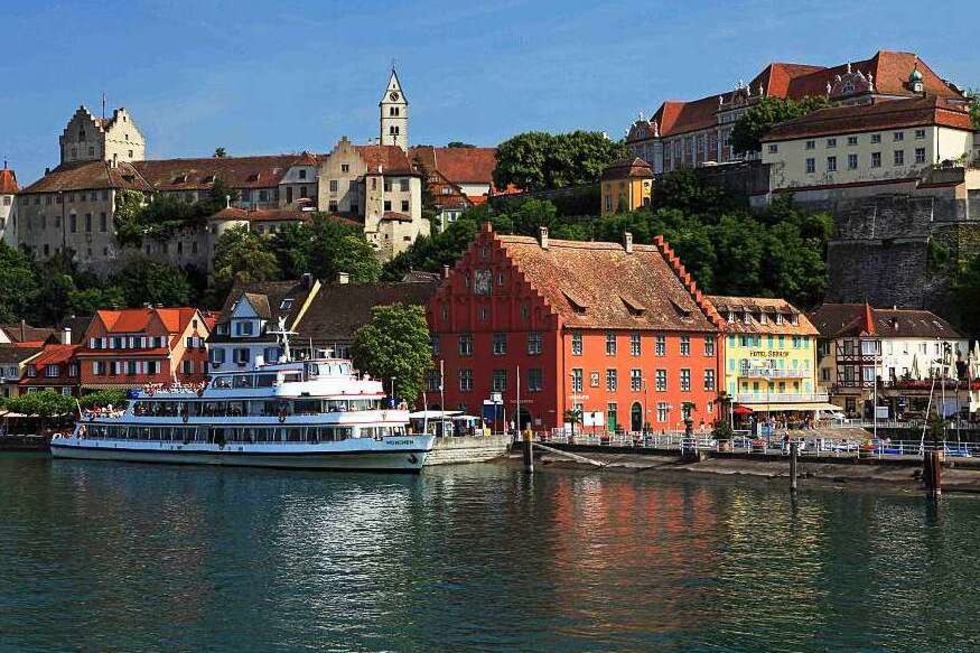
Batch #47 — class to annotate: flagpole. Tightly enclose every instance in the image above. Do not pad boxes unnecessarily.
[516,364,521,437]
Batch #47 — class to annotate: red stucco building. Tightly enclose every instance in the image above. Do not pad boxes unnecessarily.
[427,224,723,433]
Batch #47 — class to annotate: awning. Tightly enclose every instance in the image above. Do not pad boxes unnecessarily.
[738,402,844,412]
[733,405,754,415]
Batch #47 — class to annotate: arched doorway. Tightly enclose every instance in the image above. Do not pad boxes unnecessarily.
[630,402,643,432]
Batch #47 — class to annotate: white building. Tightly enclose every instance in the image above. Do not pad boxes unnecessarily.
[0,163,18,246]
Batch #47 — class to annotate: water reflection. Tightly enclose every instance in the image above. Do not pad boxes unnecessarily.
[3,456,980,652]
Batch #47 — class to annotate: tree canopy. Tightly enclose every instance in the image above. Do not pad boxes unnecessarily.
[493,130,628,191]
[968,90,980,130]
[728,96,830,154]
[351,303,432,406]
[5,390,76,419]
[210,225,281,299]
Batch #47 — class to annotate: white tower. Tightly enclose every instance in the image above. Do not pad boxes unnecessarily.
[379,69,408,150]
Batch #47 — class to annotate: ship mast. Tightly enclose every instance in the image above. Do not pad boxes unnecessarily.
[268,316,299,363]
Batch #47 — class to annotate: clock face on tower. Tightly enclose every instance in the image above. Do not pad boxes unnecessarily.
[389,91,400,101]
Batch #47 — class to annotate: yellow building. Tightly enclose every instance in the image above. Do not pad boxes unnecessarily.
[600,157,653,215]
[708,296,832,420]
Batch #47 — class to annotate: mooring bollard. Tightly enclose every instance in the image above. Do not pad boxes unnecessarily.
[790,441,798,493]
[923,449,942,498]
[522,429,533,474]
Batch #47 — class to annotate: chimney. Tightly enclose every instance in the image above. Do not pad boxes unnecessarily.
[301,272,313,289]
[624,231,634,254]
[539,226,549,250]
[337,272,350,285]
[442,264,450,279]
[62,326,72,345]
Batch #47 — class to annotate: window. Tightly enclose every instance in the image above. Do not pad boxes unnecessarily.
[383,200,392,211]
[492,333,507,355]
[704,336,714,357]
[894,150,905,166]
[459,369,473,392]
[100,212,107,232]
[915,148,926,164]
[805,158,816,174]
[826,156,837,172]
[527,332,542,355]
[805,140,815,150]
[871,152,882,168]
[657,402,670,423]
[680,336,691,356]
[704,369,715,391]
[847,136,858,146]
[605,332,617,355]
[680,369,691,391]
[915,129,926,140]
[399,179,409,192]
[430,335,440,356]
[329,180,338,192]
[630,369,642,391]
[45,364,60,378]
[528,368,543,392]
[768,144,778,154]
[893,131,904,142]
[871,133,882,144]
[630,332,641,356]
[492,369,507,392]
[606,369,618,391]
[608,403,618,431]
[341,164,350,173]
[458,334,473,356]
[70,214,77,233]
[571,332,583,356]
[655,369,667,391]
[848,154,859,170]
[826,138,837,148]
[571,368,583,393]
[655,335,666,357]
[401,200,409,212]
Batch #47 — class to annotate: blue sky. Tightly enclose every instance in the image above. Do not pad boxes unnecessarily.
[2,0,978,183]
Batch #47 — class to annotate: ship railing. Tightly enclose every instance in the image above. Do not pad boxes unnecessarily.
[139,381,209,396]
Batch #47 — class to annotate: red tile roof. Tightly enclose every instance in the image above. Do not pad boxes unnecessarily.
[706,296,819,336]
[483,228,718,332]
[762,96,973,141]
[92,307,201,340]
[0,166,17,194]
[19,161,153,194]
[645,51,965,140]
[134,155,303,191]
[409,146,497,184]
[601,157,654,181]
[25,344,78,369]
[355,145,416,175]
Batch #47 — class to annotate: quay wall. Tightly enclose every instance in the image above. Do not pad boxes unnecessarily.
[425,434,510,466]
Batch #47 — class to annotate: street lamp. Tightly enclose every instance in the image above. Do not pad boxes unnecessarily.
[642,376,649,437]
[390,375,397,408]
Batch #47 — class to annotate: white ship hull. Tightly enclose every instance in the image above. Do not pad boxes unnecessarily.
[51,436,433,472]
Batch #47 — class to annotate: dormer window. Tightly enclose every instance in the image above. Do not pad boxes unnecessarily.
[760,312,769,324]
[742,312,751,325]
[669,299,692,320]
[621,295,646,317]
[203,175,216,184]
[280,298,294,311]
[173,174,188,184]
[775,313,784,325]
[727,312,735,323]
[562,291,589,315]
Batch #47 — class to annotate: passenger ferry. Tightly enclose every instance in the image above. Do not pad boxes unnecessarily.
[51,328,434,472]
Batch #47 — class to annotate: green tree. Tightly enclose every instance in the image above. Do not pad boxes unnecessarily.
[493,130,628,190]
[729,95,830,154]
[351,303,432,406]
[968,90,980,130]
[79,389,129,410]
[211,225,280,299]
[0,242,39,322]
[112,257,192,307]
[270,215,381,283]
[447,142,475,148]
[6,390,76,431]
[213,147,227,158]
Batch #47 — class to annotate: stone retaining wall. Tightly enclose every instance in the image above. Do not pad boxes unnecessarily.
[425,434,511,466]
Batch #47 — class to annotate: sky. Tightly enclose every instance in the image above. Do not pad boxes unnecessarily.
[2,0,978,183]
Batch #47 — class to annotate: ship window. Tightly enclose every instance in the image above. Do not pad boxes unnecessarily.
[255,374,276,387]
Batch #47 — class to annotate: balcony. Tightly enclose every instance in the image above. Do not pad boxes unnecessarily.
[733,392,829,404]
[738,367,809,379]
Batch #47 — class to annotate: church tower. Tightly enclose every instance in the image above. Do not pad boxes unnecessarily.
[379,69,408,150]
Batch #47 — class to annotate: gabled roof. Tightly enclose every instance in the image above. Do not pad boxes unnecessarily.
[296,281,438,344]
[23,344,78,369]
[707,295,819,336]
[19,161,153,194]
[355,145,417,175]
[0,166,18,194]
[0,323,57,344]
[808,303,964,339]
[482,229,718,332]
[409,146,497,184]
[91,307,201,338]
[601,157,654,181]
[762,95,973,141]
[211,279,316,343]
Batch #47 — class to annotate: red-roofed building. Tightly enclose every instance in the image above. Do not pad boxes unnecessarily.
[427,224,723,433]
[626,50,968,175]
[409,146,500,230]
[76,307,211,390]
[0,162,18,246]
[19,344,82,396]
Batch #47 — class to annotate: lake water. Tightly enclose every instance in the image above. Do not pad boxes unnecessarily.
[1,454,979,652]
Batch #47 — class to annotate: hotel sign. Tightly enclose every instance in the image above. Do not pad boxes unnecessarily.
[748,350,790,358]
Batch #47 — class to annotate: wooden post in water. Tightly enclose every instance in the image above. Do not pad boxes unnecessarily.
[790,441,798,493]
[930,450,942,497]
[522,429,533,474]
